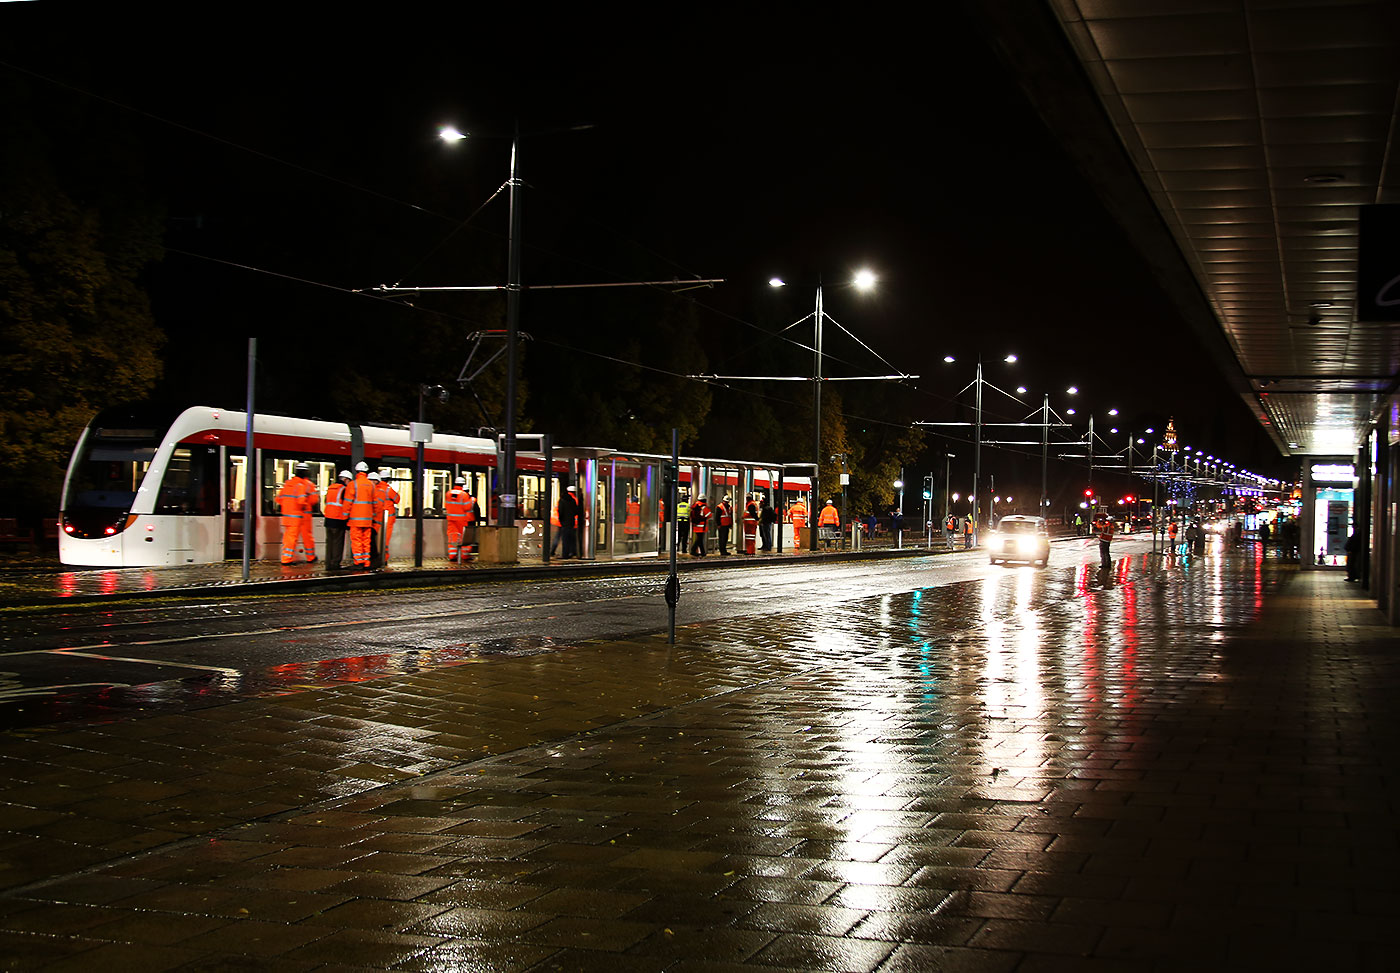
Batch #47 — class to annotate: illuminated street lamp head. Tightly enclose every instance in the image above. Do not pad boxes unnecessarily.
[853,268,877,291]
[1016,386,1027,394]
[1066,386,1078,395]
[943,355,955,363]
[769,277,785,288]
[438,125,467,142]
[1108,408,1119,416]
[1004,354,1017,363]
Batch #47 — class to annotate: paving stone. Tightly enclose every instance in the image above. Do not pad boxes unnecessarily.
[0,557,1396,972]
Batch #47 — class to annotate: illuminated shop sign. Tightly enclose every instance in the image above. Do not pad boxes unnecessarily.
[1310,464,1355,483]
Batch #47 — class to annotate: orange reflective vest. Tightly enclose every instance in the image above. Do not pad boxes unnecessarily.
[625,499,640,535]
[690,502,709,533]
[789,502,807,529]
[716,501,732,527]
[377,483,400,522]
[818,503,840,527]
[445,487,472,523]
[345,473,377,527]
[323,481,349,522]
[550,498,561,527]
[276,475,318,520]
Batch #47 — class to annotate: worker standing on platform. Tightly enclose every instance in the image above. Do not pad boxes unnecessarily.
[445,476,472,562]
[759,496,777,552]
[676,492,692,554]
[345,462,376,569]
[789,496,808,548]
[715,495,733,555]
[558,485,582,559]
[817,498,840,549]
[323,470,352,569]
[624,493,641,552]
[376,470,400,566]
[689,495,710,556]
[743,494,760,555]
[276,462,320,564]
[367,473,386,569]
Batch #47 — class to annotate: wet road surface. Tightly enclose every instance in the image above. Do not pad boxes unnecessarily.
[1,538,1154,727]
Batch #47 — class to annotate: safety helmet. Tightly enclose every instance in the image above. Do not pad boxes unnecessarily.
[339,470,352,480]
[355,461,368,472]
[368,472,380,481]
[455,476,466,485]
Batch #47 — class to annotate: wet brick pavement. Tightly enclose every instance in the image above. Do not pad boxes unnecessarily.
[0,550,1397,970]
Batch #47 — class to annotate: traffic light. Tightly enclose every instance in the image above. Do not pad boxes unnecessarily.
[922,474,933,500]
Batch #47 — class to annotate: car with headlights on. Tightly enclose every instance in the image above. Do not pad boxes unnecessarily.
[988,515,1051,566]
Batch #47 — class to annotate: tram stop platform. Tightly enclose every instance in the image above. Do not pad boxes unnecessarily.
[1,549,1397,971]
[0,540,939,609]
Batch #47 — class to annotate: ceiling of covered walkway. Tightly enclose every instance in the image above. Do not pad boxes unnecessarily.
[968,0,1400,458]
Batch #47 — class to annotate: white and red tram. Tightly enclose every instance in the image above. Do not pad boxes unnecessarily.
[58,405,505,566]
[58,405,817,567]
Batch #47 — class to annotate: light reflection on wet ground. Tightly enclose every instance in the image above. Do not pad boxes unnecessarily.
[1,548,1391,970]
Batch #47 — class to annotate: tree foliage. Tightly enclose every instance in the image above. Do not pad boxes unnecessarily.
[0,79,165,521]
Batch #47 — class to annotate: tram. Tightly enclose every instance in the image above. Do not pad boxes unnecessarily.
[58,405,502,566]
[58,405,818,567]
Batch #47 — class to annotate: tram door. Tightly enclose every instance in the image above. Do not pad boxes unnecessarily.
[225,452,248,559]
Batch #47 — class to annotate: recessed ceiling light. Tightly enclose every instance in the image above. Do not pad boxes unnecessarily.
[1310,301,1334,308]
[1304,173,1345,184]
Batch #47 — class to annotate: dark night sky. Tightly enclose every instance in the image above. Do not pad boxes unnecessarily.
[1,5,1293,495]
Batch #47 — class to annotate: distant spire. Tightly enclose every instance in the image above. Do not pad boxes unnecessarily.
[1162,418,1178,452]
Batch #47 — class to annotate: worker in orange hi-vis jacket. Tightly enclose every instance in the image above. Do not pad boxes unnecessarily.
[445,476,473,562]
[276,462,320,564]
[375,470,400,565]
[344,462,377,569]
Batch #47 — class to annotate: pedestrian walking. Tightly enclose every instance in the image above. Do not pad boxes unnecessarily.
[689,495,710,556]
[1167,519,1179,555]
[275,462,319,564]
[1345,529,1360,582]
[964,516,974,549]
[322,470,352,569]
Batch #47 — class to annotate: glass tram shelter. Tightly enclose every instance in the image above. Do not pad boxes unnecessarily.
[522,447,810,562]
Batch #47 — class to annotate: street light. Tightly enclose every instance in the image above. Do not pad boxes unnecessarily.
[770,270,877,550]
[441,122,524,534]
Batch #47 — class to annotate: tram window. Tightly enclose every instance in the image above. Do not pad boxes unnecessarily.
[519,474,546,519]
[263,457,337,514]
[424,469,451,516]
[65,443,156,511]
[157,447,220,515]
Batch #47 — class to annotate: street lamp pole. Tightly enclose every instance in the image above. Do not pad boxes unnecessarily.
[811,284,823,551]
[1040,393,1049,518]
[973,359,983,546]
[500,128,523,531]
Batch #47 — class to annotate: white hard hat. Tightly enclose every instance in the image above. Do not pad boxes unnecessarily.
[455,476,466,485]
[368,472,380,481]
[355,461,368,472]
[338,470,352,480]
[566,486,576,492]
